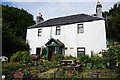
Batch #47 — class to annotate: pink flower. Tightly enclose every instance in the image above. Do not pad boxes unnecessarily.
[94,59,96,61]
[19,72,22,73]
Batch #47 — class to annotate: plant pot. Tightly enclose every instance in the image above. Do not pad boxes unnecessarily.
[68,73,74,76]
[14,73,24,79]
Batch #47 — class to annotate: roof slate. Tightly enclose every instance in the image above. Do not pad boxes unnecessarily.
[28,14,103,29]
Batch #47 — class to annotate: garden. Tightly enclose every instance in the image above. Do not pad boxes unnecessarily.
[2,42,120,79]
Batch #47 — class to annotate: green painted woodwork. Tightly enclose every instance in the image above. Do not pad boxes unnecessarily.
[46,47,49,60]
[46,42,59,47]
[57,47,59,56]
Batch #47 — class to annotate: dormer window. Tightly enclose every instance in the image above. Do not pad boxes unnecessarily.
[77,24,84,33]
[56,26,61,35]
[38,28,42,36]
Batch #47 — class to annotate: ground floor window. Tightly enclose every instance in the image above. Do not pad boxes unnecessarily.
[36,47,41,54]
[77,47,85,57]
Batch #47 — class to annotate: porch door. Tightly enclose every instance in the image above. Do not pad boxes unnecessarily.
[48,47,54,61]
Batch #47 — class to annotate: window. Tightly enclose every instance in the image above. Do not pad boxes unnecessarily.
[36,48,41,54]
[56,26,61,35]
[38,28,42,36]
[77,24,84,33]
[77,47,85,57]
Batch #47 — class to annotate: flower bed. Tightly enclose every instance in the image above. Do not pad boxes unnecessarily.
[14,72,24,79]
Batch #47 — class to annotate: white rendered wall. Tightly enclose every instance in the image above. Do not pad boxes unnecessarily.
[26,20,106,57]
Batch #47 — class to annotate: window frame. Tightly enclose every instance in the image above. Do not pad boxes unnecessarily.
[77,24,84,33]
[36,47,41,54]
[77,47,85,57]
[38,28,42,36]
[56,26,61,35]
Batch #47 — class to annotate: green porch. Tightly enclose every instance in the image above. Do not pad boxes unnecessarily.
[45,38,64,61]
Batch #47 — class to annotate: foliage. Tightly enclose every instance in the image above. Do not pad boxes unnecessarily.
[2,62,19,80]
[10,51,31,63]
[51,60,57,68]
[2,5,35,58]
[77,55,91,64]
[42,47,47,55]
[2,62,19,71]
[57,54,64,61]
[51,55,57,61]
[44,60,50,67]
[90,56,105,65]
[103,3,120,41]
[102,42,120,72]
[24,72,32,79]
[64,55,75,60]
[41,55,46,59]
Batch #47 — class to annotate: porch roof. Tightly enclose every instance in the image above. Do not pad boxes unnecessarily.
[45,38,64,47]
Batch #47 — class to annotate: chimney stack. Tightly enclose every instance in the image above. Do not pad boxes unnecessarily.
[36,13,44,24]
[96,1,102,18]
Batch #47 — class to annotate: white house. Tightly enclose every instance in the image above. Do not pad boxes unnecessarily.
[26,2,106,60]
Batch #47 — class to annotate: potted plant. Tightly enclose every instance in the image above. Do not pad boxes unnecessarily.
[86,63,92,69]
[14,72,24,79]
[68,71,74,76]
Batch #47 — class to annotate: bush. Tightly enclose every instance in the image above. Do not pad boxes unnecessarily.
[41,55,46,59]
[51,55,57,61]
[64,55,75,60]
[10,51,31,63]
[102,42,120,73]
[51,60,57,68]
[77,55,91,64]
[90,56,105,65]
[2,62,19,80]
[42,47,47,55]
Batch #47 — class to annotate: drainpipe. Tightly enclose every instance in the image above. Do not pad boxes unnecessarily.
[50,27,52,39]
[40,46,43,55]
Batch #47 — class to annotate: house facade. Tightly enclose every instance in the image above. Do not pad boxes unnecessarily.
[26,2,106,60]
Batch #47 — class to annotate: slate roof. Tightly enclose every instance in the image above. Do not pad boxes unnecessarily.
[45,38,64,47]
[28,14,103,29]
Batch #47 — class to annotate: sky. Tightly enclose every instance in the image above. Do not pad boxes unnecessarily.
[1,0,119,21]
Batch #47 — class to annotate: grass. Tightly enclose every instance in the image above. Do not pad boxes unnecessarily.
[38,68,57,78]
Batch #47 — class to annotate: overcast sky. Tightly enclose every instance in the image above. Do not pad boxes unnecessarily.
[1,0,119,21]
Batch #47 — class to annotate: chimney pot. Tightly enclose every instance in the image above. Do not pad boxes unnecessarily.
[97,1,100,5]
[36,13,44,24]
[39,13,42,17]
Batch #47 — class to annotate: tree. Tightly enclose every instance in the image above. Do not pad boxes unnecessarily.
[103,3,120,41]
[2,5,35,58]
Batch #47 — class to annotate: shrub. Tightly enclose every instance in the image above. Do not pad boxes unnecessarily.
[41,55,46,59]
[42,47,47,55]
[51,60,57,68]
[51,55,57,61]
[44,60,49,66]
[10,51,31,63]
[2,62,19,80]
[102,42,120,73]
[77,55,91,64]
[90,56,104,65]
[64,55,75,60]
